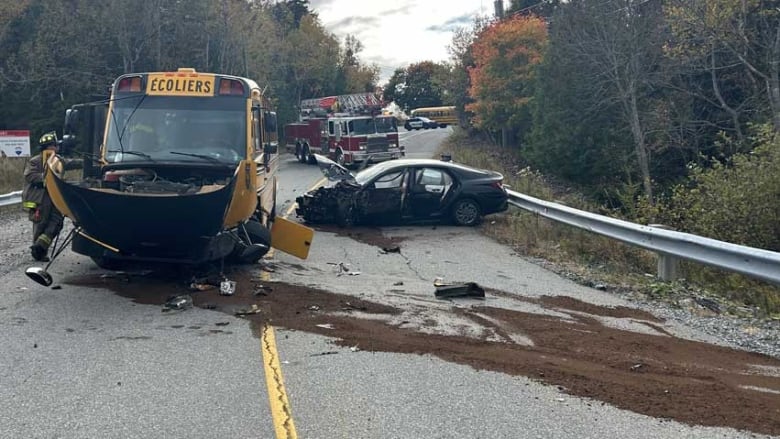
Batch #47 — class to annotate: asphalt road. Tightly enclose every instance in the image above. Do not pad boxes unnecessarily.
[1,127,776,438]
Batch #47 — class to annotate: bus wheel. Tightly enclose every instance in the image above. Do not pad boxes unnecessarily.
[232,221,271,264]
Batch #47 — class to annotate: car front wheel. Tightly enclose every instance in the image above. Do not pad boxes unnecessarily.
[452,198,481,226]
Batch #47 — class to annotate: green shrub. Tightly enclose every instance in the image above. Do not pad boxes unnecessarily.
[655,124,780,252]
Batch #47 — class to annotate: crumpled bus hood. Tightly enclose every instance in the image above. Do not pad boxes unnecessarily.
[46,169,236,257]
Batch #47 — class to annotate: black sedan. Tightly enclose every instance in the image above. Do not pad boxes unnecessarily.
[296,155,508,226]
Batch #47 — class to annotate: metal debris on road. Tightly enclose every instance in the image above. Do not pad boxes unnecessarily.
[433,278,486,299]
[332,262,361,276]
[163,295,193,311]
[219,279,237,296]
[253,284,273,296]
[234,304,261,316]
[380,246,401,254]
[310,351,339,357]
[189,283,215,292]
[393,281,404,286]
[316,323,334,329]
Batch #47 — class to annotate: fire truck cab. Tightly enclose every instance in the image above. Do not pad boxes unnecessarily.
[284,93,403,167]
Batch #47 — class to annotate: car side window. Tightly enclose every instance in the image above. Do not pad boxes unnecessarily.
[416,168,449,186]
[372,170,405,189]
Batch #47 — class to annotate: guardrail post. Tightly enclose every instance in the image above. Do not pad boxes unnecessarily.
[657,252,680,282]
[649,224,679,281]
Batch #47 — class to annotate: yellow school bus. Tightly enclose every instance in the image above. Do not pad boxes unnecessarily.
[43,68,313,271]
[410,106,457,127]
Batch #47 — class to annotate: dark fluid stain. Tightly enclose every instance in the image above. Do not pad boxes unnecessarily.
[64,267,780,435]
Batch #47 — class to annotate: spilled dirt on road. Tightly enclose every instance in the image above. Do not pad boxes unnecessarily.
[66,267,780,436]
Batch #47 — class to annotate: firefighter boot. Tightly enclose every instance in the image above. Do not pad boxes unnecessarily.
[31,234,52,262]
[30,244,49,262]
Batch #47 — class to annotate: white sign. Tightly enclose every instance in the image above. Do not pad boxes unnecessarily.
[0,130,31,158]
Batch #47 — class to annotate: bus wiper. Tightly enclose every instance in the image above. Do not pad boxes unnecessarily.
[106,149,154,160]
[169,151,227,164]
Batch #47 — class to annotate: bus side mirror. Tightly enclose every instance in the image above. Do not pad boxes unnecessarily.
[64,108,79,133]
[61,134,77,152]
[264,112,277,132]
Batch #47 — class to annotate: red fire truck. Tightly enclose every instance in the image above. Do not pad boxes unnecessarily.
[284,93,403,167]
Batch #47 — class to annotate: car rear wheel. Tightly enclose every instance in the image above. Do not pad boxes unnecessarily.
[452,198,481,226]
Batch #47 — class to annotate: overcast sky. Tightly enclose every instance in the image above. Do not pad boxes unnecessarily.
[309,0,496,84]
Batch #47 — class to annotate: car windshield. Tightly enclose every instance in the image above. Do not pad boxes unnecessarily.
[105,95,246,164]
[354,161,399,186]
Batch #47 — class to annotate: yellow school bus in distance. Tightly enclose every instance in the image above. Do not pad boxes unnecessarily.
[410,106,457,127]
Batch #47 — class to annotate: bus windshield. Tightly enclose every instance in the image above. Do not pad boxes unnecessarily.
[105,95,247,164]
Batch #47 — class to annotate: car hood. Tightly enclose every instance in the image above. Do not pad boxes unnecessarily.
[313,154,356,183]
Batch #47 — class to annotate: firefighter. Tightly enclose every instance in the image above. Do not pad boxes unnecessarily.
[22,132,74,261]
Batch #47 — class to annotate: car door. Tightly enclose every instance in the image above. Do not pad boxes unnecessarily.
[362,168,408,224]
[405,167,453,220]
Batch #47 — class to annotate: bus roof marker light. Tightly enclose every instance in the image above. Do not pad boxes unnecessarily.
[117,76,141,92]
[219,79,244,96]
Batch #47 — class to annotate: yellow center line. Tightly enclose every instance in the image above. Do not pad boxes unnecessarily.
[259,175,327,438]
[261,325,297,439]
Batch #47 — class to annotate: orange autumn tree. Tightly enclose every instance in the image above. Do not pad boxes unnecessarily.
[466,14,547,145]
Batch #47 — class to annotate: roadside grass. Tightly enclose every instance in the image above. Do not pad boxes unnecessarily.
[0,157,26,194]
[440,130,780,317]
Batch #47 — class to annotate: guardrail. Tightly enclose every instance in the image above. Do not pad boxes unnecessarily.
[2,185,779,284]
[0,191,22,207]
[506,189,780,285]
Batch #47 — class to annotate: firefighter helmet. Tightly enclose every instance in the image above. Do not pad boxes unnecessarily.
[38,131,58,149]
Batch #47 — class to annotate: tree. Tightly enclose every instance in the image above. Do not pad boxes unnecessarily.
[336,34,379,93]
[547,0,666,202]
[382,61,449,112]
[466,14,547,147]
[527,19,629,188]
[666,0,780,132]
[446,15,490,129]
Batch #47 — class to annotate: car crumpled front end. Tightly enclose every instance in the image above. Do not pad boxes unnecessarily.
[295,181,364,225]
[295,154,367,226]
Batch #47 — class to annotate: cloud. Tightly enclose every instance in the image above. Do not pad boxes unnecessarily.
[426,14,475,33]
[328,16,381,35]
